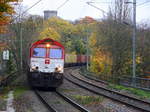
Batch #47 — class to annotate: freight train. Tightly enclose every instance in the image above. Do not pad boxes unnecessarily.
[27,38,88,88]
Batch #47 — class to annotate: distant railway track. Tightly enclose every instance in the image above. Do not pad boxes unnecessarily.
[64,69,150,112]
[79,71,109,85]
[34,89,90,112]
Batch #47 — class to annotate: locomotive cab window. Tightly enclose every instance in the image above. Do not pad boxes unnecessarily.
[49,48,62,58]
[33,48,46,57]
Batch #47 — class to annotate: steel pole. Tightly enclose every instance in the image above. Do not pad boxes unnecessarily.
[132,0,136,85]
[20,27,23,71]
[19,12,23,72]
[86,29,89,71]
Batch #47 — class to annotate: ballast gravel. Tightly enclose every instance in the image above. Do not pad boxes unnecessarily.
[61,68,143,112]
[13,90,49,112]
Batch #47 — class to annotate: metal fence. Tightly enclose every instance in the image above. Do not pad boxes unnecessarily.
[119,76,150,91]
[81,67,150,91]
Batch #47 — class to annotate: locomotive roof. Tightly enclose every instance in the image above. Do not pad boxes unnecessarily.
[31,38,64,49]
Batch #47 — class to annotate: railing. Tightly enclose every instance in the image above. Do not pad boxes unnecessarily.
[119,76,150,91]
[81,67,150,91]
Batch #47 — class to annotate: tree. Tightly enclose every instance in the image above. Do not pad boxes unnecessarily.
[87,1,133,77]
[71,17,96,54]
[0,0,18,33]
[88,17,133,77]
[5,15,44,71]
[39,27,60,40]
[41,17,74,52]
[137,24,150,74]
[75,16,96,24]
[109,0,131,23]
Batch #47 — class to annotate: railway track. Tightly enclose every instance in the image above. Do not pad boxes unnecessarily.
[34,89,90,112]
[34,90,57,112]
[64,69,150,112]
[79,71,109,85]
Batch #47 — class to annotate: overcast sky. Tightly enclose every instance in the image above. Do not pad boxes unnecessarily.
[22,0,150,23]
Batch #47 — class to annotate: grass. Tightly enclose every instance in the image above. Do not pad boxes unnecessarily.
[59,88,76,92]
[0,86,12,99]
[108,84,150,99]
[0,99,6,111]
[0,85,28,111]
[72,95,104,105]
[53,101,61,104]
[0,86,12,111]
[13,86,29,98]
[0,86,29,99]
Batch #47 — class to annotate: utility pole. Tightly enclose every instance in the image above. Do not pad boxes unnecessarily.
[124,0,136,86]
[132,0,136,86]
[20,26,23,71]
[19,15,23,72]
[86,29,89,70]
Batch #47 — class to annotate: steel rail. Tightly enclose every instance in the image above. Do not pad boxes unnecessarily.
[72,73,150,103]
[64,71,150,112]
[34,90,58,112]
[55,90,90,112]
[35,89,90,112]
[79,71,108,85]
[72,73,150,111]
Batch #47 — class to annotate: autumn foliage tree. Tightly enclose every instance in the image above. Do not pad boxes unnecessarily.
[76,16,96,24]
[39,17,74,52]
[0,0,18,33]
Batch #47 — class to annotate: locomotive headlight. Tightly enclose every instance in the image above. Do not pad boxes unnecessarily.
[58,66,63,72]
[31,66,36,71]
[31,66,39,71]
[46,43,50,48]
[55,66,63,73]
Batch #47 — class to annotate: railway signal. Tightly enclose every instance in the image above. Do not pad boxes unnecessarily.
[3,50,9,61]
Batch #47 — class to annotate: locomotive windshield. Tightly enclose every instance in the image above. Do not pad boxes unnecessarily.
[33,48,46,57]
[49,48,62,58]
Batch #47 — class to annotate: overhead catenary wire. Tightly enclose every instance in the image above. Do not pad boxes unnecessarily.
[137,0,150,6]
[11,0,43,22]
[87,1,133,24]
[57,0,70,10]
[87,1,113,4]
[86,2,108,17]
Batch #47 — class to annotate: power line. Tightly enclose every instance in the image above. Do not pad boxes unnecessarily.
[57,0,70,10]
[22,0,43,14]
[86,2,108,16]
[11,0,43,22]
[137,0,150,6]
[87,1,113,4]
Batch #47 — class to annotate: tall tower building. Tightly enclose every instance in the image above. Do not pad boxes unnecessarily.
[44,10,57,19]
